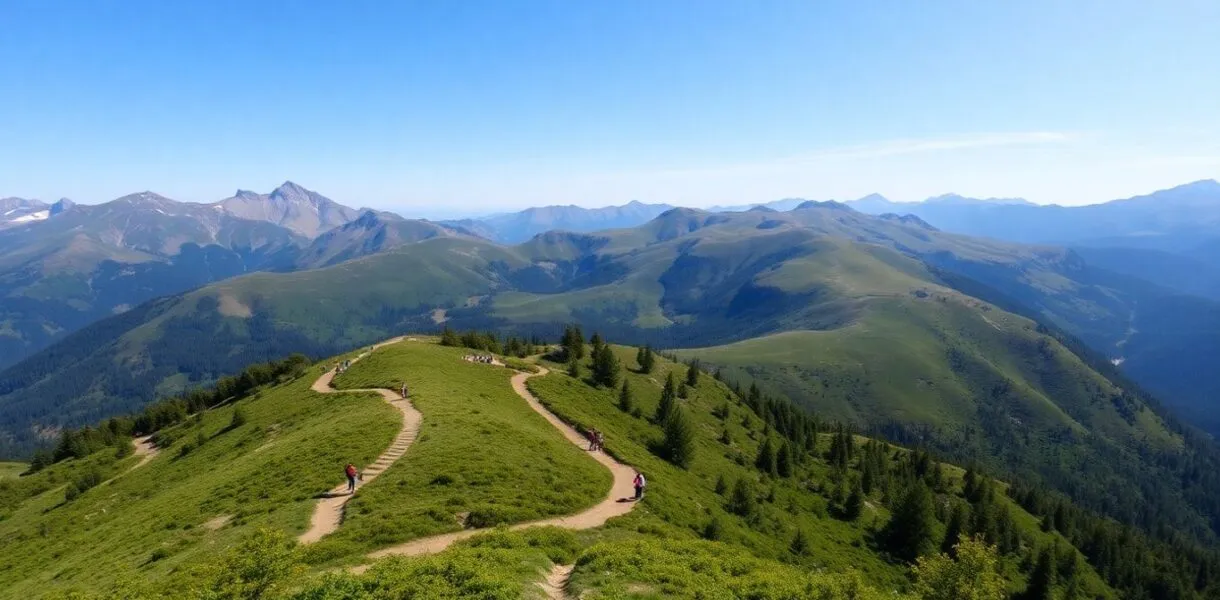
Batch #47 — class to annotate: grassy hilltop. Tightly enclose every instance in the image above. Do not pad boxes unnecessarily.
[0,338,1132,599]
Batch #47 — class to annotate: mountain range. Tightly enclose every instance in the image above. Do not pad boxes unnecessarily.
[3,196,1220,552]
[5,178,1220,598]
[0,182,480,372]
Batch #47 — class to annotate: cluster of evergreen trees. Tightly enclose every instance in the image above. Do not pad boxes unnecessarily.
[25,354,310,474]
[439,326,542,358]
[1009,481,1220,599]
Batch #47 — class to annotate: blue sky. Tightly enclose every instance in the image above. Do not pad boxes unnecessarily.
[2,1,1219,216]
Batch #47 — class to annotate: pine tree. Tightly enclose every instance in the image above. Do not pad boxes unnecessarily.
[702,516,725,541]
[714,474,729,495]
[686,360,700,386]
[617,380,634,414]
[561,325,585,360]
[440,326,460,347]
[777,442,794,478]
[1021,549,1056,600]
[845,484,865,520]
[655,372,677,424]
[755,438,777,476]
[728,478,757,517]
[589,332,604,355]
[638,345,655,373]
[790,528,810,556]
[677,381,689,399]
[942,503,970,555]
[882,482,939,562]
[661,407,696,468]
[592,344,620,388]
[567,353,582,379]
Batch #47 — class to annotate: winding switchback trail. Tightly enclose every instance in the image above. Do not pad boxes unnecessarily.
[356,363,638,569]
[299,337,422,544]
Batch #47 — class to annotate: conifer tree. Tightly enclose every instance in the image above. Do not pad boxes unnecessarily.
[686,359,700,386]
[790,528,810,556]
[440,326,460,347]
[942,503,971,556]
[1021,549,1056,600]
[567,353,582,379]
[661,406,696,468]
[883,482,939,562]
[777,441,794,478]
[728,478,757,517]
[845,483,865,520]
[589,332,604,356]
[755,438,778,476]
[655,372,677,423]
[714,474,728,495]
[617,380,634,414]
[592,344,620,388]
[638,344,656,373]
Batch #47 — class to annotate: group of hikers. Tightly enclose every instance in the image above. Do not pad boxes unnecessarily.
[463,354,496,364]
[335,359,353,374]
[585,428,605,452]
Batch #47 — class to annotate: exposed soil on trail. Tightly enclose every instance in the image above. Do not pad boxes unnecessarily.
[299,337,422,544]
[358,364,638,565]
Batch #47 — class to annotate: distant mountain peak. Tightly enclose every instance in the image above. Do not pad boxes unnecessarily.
[796,200,853,211]
[924,193,1033,206]
[856,193,889,203]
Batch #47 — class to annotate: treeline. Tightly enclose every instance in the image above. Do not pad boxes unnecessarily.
[25,354,311,474]
[439,326,544,358]
[1010,481,1220,599]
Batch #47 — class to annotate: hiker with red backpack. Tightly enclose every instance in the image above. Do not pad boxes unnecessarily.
[345,463,359,494]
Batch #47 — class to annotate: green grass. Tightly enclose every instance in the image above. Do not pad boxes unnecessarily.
[527,347,1114,598]
[0,360,400,599]
[527,346,911,587]
[0,462,26,480]
[292,527,580,599]
[569,537,908,600]
[2,340,1119,599]
[304,341,609,564]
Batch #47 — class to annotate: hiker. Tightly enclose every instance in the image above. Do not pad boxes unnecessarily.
[345,463,359,494]
[633,471,646,500]
[586,428,599,451]
[596,430,605,452]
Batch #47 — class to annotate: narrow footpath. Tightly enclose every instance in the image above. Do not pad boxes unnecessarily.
[299,337,423,544]
[360,365,638,564]
[298,337,638,595]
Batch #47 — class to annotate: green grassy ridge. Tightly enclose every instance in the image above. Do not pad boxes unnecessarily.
[304,341,608,564]
[3,339,1117,598]
[525,346,1113,597]
[0,361,401,598]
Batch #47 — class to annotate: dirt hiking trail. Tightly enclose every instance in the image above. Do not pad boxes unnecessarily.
[299,337,423,544]
[352,362,638,572]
